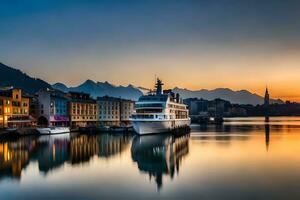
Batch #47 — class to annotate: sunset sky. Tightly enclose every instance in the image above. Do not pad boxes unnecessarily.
[1,0,300,101]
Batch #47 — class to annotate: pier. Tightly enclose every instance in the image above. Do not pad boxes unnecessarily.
[0,128,39,139]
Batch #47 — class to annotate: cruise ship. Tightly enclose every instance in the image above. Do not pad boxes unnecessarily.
[130,79,191,135]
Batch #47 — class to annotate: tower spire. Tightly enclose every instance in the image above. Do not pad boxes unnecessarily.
[264,86,269,106]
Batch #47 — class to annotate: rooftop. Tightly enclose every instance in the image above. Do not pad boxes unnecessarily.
[0,88,29,99]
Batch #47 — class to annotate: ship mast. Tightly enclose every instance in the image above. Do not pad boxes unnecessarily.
[155,78,164,95]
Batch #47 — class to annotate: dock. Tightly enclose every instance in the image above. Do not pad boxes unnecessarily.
[0,128,39,139]
[77,126,134,134]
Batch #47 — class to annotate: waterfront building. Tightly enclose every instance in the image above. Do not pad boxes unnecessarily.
[183,98,209,117]
[120,99,135,125]
[97,96,135,126]
[0,88,31,128]
[184,97,235,118]
[28,95,39,126]
[68,92,98,128]
[229,106,247,116]
[37,89,69,126]
[208,98,231,117]
[97,96,120,126]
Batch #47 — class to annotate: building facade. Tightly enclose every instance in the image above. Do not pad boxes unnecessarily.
[97,96,120,126]
[68,92,98,128]
[0,88,31,128]
[184,98,209,117]
[37,89,69,127]
[120,99,135,125]
[184,98,232,118]
[97,96,134,126]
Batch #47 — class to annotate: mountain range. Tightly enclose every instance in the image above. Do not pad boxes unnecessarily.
[0,62,283,105]
[52,81,283,105]
[173,87,283,105]
[52,80,143,100]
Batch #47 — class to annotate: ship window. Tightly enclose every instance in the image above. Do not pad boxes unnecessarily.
[135,103,163,108]
[136,109,162,113]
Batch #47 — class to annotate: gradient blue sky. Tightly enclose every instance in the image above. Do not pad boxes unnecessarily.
[1,0,300,100]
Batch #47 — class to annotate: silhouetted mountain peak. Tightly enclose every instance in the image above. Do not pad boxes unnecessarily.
[53,82,67,87]
[0,62,52,94]
[52,82,68,92]
[96,81,115,88]
[82,79,96,85]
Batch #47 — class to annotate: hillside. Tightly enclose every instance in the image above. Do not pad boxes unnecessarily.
[0,62,51,94]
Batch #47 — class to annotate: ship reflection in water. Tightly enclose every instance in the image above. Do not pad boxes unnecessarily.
[131,134,189,190]
[0,132,189,188]
[2,117,300,199]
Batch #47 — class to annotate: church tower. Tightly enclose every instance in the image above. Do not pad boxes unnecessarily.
[264,87,270,106]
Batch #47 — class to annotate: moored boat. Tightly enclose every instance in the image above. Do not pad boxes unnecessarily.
[36,127,70,135]
[130,78,191,135]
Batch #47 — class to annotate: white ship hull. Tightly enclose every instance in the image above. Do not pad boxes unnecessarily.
[132,119,190,135]
[37,127,70,135]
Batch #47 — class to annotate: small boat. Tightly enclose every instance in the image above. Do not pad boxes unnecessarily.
[36,127,70,135]
[5,128,17,132]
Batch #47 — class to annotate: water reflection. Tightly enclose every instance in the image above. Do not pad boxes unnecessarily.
[0,133,131,180]
[37,134,70,173]
[265,123,270,151]
[0,136,38,180]
[131,133,189,190]
[69,134,131,164]
[0,123,284,182]
[2,117,300,199]
[192,122,292,145]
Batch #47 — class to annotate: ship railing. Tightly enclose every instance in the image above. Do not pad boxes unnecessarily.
[131,114,155,119]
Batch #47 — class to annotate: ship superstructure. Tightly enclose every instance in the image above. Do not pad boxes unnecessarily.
[130,79,190,134]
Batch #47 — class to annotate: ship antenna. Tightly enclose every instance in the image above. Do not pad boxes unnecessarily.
[154,74,157,95]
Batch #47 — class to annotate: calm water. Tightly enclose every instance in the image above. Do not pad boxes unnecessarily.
[1,117,300,199]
